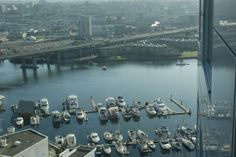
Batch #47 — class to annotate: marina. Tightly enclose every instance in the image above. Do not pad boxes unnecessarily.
[0,59,197,157]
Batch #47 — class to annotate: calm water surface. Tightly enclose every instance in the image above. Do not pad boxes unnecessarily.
[0,59,197,157]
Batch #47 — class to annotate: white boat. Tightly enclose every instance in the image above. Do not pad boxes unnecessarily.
[147,140,156,150]
[122,107,132,120]
[159,138,172,150]
[116,96,126,108]
[67,95,79,114]
[154,98,167,114]
[108,106,119,120]
[106,97,116,108]
[146,103,156,116]
[0,95,5,108]
[128,130,138,142]
[131,106,140,118]
[182,137,195,150]
[62,111,71,123]
[7,126,15,134]
[138,142,152,153]
[55,135,65,145]
[101,65,108,70]
[115,142,129,155]
[103,144,112,155]
[137,129,148,141]
[39,98,49,113]
[52,110,62,123]
[104,131,113,141]
[113,131,123,142]
[98,107,108,121]
[65,134,77,149]
[30,116,38,125]
[170,139,182,150]
[76,108,85,121]
[15,117,24,127]
[154,126,171,138]
[89,132,100,143]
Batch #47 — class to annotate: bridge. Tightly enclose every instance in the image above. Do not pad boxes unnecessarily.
[0,27,197,61]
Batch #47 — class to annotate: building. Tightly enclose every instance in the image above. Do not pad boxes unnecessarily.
[16,100,36,120]
[78,16,92,40]
[197,0,236,157]
[0,129,48,157]
[58,145,96,157]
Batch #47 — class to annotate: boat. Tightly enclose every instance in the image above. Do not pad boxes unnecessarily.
[137,129,148,141]
[52,110,62,123]
[62,111,71,123]
[39,98,49,113]
[131,106,140,118]
[15,117,24,127]
[113,131,123,142]
[103,144,112,155]
[177,125,196,137]
[30,116,38,125]
[101,65,107,70]
[55,135,65,145]
[170,139,182,150]
[128,130,138,142]
[146,103,157,116]
[138,142,152,153]
[65,134,77,149]
[153,98,167,114]
[147,140,156,150]
[89,132,100,144]
[108,106,119,120]
[122,107,132,120]
[67,95,79,114]
[176,59,188,66]
[0,95,5,108]
[104,131,113,141]
[76,108,85,121]
[98,107,108,121]
[159,138,172,150]
[154,126,171,138]
[116,96,126,108]
[106,97,116,108]
[7,126,15,134]
[115,141,129,155]
[132,101,143,108]
[181,137,195,150]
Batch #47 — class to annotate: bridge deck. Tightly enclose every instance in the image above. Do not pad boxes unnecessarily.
[0,27,197,60]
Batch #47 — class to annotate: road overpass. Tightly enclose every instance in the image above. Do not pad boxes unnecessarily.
[0,27,197,61]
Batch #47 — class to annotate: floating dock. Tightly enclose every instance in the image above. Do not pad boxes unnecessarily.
[170,95,191,115]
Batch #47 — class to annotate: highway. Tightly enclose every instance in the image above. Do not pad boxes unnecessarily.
[0,27,197,60]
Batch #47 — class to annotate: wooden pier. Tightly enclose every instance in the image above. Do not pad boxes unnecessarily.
[90,97,98,112]
[170,95,191,115]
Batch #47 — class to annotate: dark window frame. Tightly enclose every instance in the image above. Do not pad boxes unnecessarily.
[201,0,214,96]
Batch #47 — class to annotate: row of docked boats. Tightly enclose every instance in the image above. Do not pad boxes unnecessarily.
[98,97,169,121]
[52,108,87,124]
[154,125,196,151]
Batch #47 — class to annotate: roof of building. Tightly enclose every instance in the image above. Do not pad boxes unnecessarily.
[69,145,96,157]
[0,129,47,156]
[16,100,35,114]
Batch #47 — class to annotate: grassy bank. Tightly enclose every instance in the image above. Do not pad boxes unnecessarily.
[180,51,198,59]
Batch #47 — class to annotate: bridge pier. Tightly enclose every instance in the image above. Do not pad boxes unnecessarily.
[22,68,28,82]
[57,52,61,64]
[33,69,38,80]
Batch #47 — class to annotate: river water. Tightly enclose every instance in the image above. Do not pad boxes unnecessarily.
[0,59,197,157]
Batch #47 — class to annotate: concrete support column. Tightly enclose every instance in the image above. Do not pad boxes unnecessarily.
[22,67,27,82]
[32,58,37,68]
[57,52,61,64]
